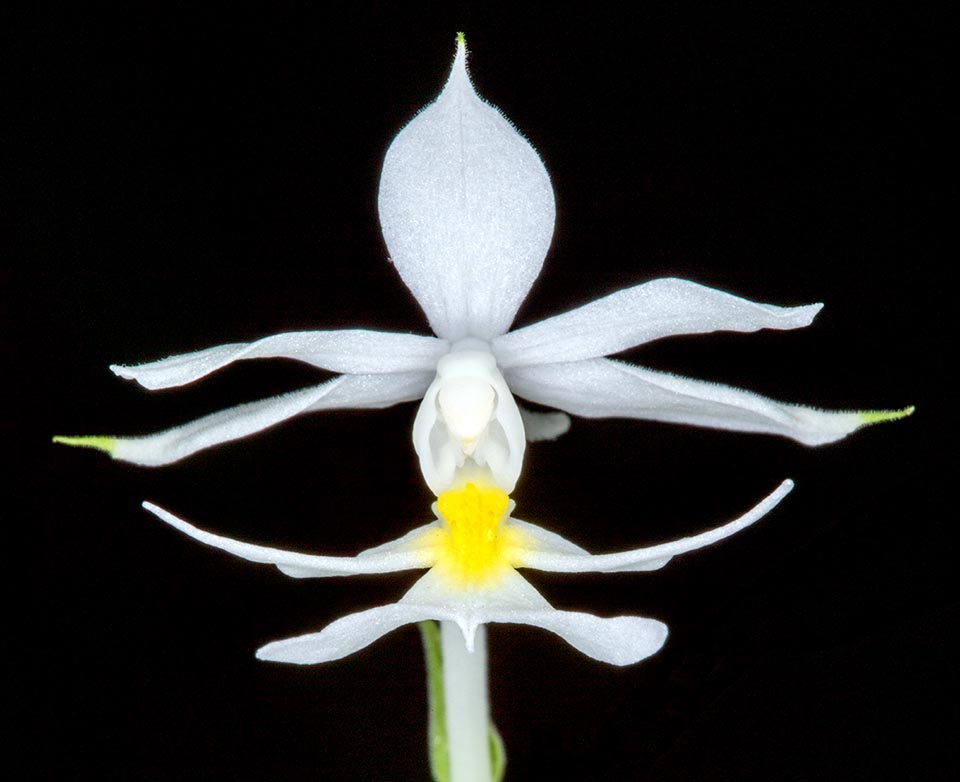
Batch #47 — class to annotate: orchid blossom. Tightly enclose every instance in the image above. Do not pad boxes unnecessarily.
[55,34,913,782]
[54,35,912,497]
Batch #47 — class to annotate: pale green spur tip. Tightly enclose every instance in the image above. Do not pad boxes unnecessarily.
[52,435,117,456]
[858,405,916,425]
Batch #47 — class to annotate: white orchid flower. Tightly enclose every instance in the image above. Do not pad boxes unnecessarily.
[141,477,793,666]
[54,34,911,495]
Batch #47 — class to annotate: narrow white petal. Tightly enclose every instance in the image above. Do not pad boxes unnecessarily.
[507,358,882,446]
[494,278,822,367]
[258,570,478,666]
[257,603,438,664]
[518,405,571,442]
[108,371,431,466]
[377,37,555,340]
[142,501,437,578]
[512,479,793,573]
[492,610,668,667]
[111,330,448,390]
[259,566,668,667]
[404,569,667,666]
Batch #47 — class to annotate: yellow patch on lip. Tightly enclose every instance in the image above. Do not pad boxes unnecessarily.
[434,482,527,585]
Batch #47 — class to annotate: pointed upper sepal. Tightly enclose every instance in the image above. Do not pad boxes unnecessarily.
[378,34,555,341]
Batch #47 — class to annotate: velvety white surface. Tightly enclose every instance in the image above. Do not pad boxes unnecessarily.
[377,41,554,341]
[506,358,869,446]
[142,501,437,577]
[493,278,822,368]
[112,371,432,465]
[257,602,439,664]
[257,568,668,667]
[111,330,448,389]
[512,479,793,573]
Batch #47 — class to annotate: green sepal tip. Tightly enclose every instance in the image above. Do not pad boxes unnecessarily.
[858,405,915,425]
[52,435,117,456]
[456,31,466,47]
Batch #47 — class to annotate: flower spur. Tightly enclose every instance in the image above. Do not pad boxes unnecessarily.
[54,35,912,495]
[142,477,794,666]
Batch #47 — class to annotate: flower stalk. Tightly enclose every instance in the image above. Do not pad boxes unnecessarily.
[441,621,492,782]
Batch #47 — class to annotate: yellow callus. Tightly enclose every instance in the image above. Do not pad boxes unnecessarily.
[434,482,526,585]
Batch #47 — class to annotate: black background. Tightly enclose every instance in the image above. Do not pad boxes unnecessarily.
[13,2,951,780]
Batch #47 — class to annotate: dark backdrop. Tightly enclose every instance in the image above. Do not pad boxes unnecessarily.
[12,3,951,780]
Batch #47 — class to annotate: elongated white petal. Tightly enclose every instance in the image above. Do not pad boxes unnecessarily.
[407,569,667,665]
[116,380,345,465]
[506,358,905,446]
[142,501,438,578]
[512,479,793,573]
[493,278,822,368]
[65,371,431,466]
[257,603,439,664]
[377,37,555,341]
[111,330,448,390]
[518,405,571,442]
[488,610,668,667]
[258,567,667,667]
[257,568,517,664]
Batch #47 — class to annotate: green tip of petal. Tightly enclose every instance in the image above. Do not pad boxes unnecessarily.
[52,435,117,456]
[858,405,916,426]
[456,31,466,47]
